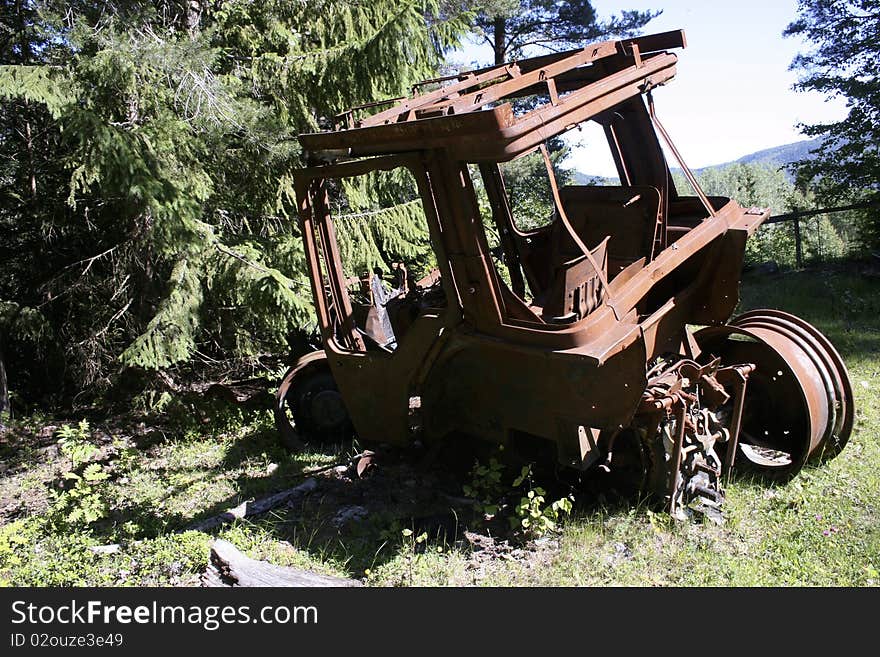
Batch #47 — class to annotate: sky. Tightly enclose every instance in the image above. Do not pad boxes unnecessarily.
[449,0,848,177]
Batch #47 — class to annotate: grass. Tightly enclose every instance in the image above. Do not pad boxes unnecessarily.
[1,265,878,587]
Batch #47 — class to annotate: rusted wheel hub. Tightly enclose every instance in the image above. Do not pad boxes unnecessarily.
[275,363,353,451]
[695,310,854,481]
[309,388,350,433]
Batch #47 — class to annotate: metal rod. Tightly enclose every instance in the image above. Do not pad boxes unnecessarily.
[668,400,687,514]
[646,91,716,218]
[722,370,748,485]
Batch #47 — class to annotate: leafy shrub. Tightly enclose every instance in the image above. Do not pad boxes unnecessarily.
[463,455,505,517]
[48,420,110,530]
[511,465,573,537]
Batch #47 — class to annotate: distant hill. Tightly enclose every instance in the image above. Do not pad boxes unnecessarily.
[573,138,823,183]
[571,171,616,185]
[720,137,822,170]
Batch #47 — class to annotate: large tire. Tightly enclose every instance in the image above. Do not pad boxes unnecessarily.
[275,363,354,451]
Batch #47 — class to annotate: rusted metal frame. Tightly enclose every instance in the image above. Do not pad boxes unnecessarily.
[638,297,677,359]
[646,90,716,218]
[464,41,614,79]
[546,77,560,105]
[478,163,528,298]
[629,43,643,68]
[600,98,663,192]
[451,201,728,344]
[622,29,687,54]
[468,34,681,104]
[489,56,615,102]
[311,179,364,352]
[414,42,619,117]
[415,57,583,116]
[607,205,736,319]
[295,178,333,338]
[612,217,729,330]
[335,96,406,129]
[412,153,465,314]
[607,257,647,298]
[459,157,615,328]
[602,121,633,186]
[358,65,523,128]
[440,48,667,132]
[647,93,709,219]
[411,72,474,91]
[301,56,676,160]
[475,294,620,347]
[636,237,725,359]
[444,156,542,332]
[476,159,549,265]
[467,203,729,346]
[445,157,514,328]
[423,151,505,330]
[455,29,684,83]
[715,365,754,484]
[300,108,512,155]
[406,318,458,411]
[655,163,670,257]
[377,49,653,135]
[457,56,678,162]
[422,152,467,264]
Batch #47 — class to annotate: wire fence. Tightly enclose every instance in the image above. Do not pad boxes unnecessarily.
[746,200,878,270]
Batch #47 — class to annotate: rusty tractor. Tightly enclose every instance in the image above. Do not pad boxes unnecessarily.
[274,30,854,519]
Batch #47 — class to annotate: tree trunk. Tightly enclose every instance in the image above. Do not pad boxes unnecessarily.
[185,0,204,37]
[16,0,36,197]
[202,539,362,587]
[0,334,9,417]
[24,115,36,198]
[494,16,507,65]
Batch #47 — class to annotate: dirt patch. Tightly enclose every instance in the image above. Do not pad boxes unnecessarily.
[0,423,62,521]
[232,446,570,580]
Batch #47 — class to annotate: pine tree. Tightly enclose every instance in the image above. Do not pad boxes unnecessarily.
[0,0,471,401]
[472,0,659,64]
[784,0,880,249]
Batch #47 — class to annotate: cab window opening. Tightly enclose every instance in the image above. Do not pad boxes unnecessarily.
[307,164,447,355]
[469,103,684,327]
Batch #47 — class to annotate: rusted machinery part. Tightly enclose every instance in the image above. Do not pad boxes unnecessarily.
[595,426,667,501]
[274,351,353,452]
[695,314,850,481]
[731,310,854,462]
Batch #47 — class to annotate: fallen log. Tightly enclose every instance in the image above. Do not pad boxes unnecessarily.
[202,539,361,587]
[186,478,318,533]
[183,451,375,534]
